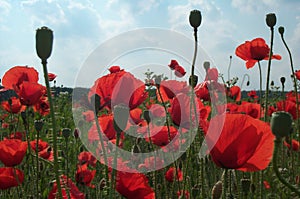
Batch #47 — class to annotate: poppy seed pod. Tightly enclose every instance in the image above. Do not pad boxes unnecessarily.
[266,13,277,28]
[36,26,53,61]
[113,104,129,133]
[34,120,44,132]
[189,10,202,29]
[278,26,285,35]
[189,75,198,87]
[143,110,152,124]
[62,128,71,139]
[203,61,210,71]
[280,77,286,85]
[270,111,293,138]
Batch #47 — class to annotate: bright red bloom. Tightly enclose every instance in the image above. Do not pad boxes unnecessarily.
[263,181,271,189]
[195,81,210,101]
[247,90,259,99]
[75,164,96,188]
[237,101,262,119]
[228,86,241,101]
[157,80,189,102]
[275,100,299,119]
[16,82,46,106]
[33,96,50,116]
[78,151,97,167]
[235,38,281,69]
[148,125,178,147]
[89,70,147,110]
[48,73,57,82]
[168,59,179,70]
[0,139,27,166]
[109,66,122,73]
[30,139,53,161]
[284,139,300,151]
[1,97,26,113]
[0,167,24,190]
[174,65,186,77]
[116,171,155,199]
[8,132,25,140]
[48,175,85,199]
[2,66,39,90]
[129,108,143,125]
[295,70,300,80]
[165,167,183,182]
[205,114,274,171]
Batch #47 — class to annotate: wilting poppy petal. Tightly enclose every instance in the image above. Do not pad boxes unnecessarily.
[205,114,274,171]
[0,167,24,190]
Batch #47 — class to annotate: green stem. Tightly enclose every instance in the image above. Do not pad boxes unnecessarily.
[191,28,198,77]
[35,131,40,198]
[257,61,263,116]
[110,131,121,199]
[41,60,62,199]
[273,139,300,196]
[222,169,228,199]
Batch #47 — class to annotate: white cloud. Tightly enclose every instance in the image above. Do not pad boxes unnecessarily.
[0,0,11,30]
[137,0,159,14]
[231,0,279,13]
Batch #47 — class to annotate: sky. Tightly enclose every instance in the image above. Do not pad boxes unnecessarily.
[1,0,300,91]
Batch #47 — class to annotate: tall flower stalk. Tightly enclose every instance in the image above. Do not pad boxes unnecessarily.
[36,26,62,199]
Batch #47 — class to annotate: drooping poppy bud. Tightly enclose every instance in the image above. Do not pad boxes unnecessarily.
[266,13,277,28]
[280,77,286,86]
[270,111,293,138]
[278,26,285,35]
[189,10,202,29]
[113,104,129,133]
[36,26,53,61]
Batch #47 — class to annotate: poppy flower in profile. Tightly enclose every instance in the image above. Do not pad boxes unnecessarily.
[75,164,96,188]
[48,73,57,82]
[157,80,190,103]
[48,175,85,199]
[284,139,300,151]
[1,97,26,114]
[0,167,24,190]
[247,90,259,99]
[108,66,122,73]
[235,38,281,69]
[2,66,39,90]
[205,114,274,171]
[17,82,46,106]
[168,60,179,70]
[295,70,300,80]
[0,139,28,167]
[165,167,183,182]
[116,171,155,199]
[78,151,97,168]
[174,65,186,77]
[228,86,241,101]
[30,139,53,161]
[237,101,262,119]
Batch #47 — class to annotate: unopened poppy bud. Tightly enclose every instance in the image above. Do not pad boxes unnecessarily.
[246,81,250,86]
[73,128,80,139]
[270,81,274,86]
[34,120,44,132]
[241,179,251,195]
[62,128,71,138]
[266,13,277,28]
[280,77,286,85]
[270,111,293,138]
[189,10,202,29]
[203,61,210,71]
[143,110,152,124]
[278,26,285,36]
[189,75,198,87]
[36,26,53,61]
[211,181,222,199]
[154,75,162,88]
[113,104,129,133]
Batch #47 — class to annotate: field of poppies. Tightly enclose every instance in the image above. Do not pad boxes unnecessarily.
[0,10,300,199]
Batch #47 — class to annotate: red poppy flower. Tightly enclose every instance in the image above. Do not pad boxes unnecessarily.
[235,38,281,69]
[275,100,299,119]
[0,167,24,190]
[174,65,186,77]
[195,81,210,101]
[30,139,53,161]
[48,175,85,199]
[147,125,178,147]
[138,156,164,171]
[0,139,27,166]
[228,86,241,101]
[263,181,271,189]
[16,82,46,106]
[1,97,26,113]
[165,167,183,182]
[129,108,143,125]
[33,96,50,116]
[177,190,190,199]
[8,132,25,140]
[78,151,97,167]
[168,60,179,70]
[285,91,300,103]
[116,171,155,199]
[205,114,274,171]
[237,101,262,119]
[284,139,300,151]
[89,70,147,110]
[157,80,189,102]
[295,70,300,80]
[75,164,96,188]
[108,66,122,73]
[2,66,39,90]
[48,73,57,82]
[247,90,259,99]
[205,68,219,82]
